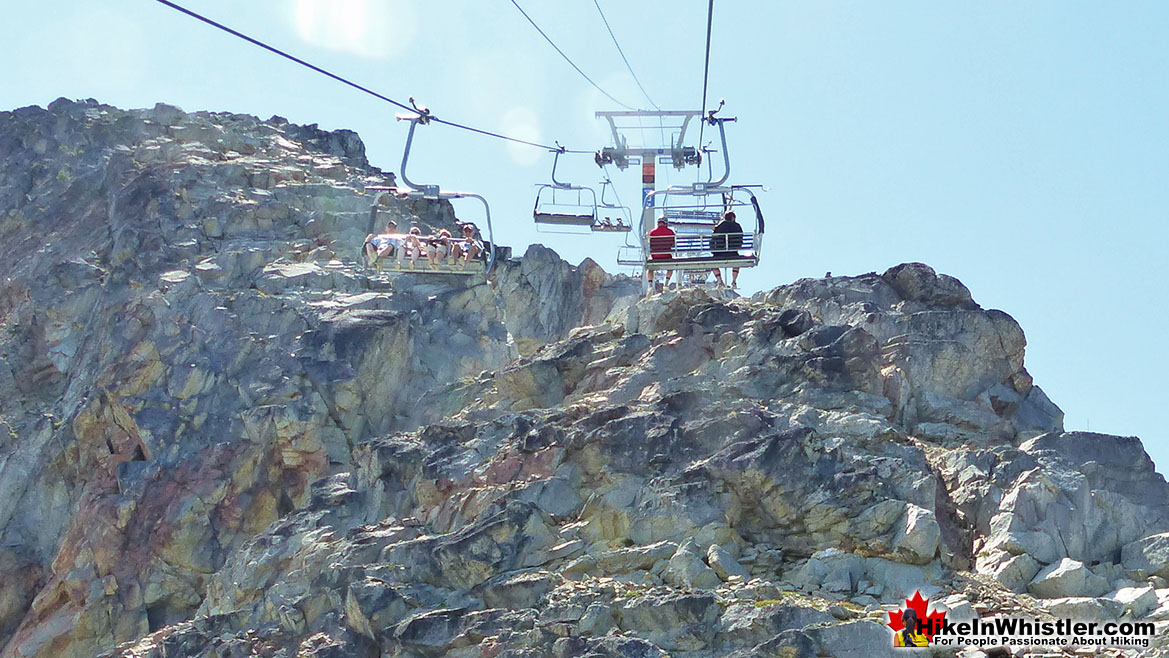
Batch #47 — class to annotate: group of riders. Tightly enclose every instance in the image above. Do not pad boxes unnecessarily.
[363,208,746,286]
[649,209,745,288]
[363,220,484,270]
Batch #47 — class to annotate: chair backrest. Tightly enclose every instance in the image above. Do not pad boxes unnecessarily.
[711,229,744,252]
[671,232,754,255]
[649,233,676,256]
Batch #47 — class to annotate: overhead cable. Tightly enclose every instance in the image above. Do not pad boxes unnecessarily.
[433,116,590,153]
[150,0,590,153]
[698,0,715,148]
[592,0,659,110]
[508,0,637,111]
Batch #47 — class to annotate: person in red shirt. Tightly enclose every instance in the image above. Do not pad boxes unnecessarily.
[649,216,676,287]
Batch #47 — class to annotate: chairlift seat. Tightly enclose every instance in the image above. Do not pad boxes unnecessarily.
[365,246,488,276]
[534,212,597,226]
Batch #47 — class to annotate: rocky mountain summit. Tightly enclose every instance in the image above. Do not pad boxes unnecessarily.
[1,99,1168,658]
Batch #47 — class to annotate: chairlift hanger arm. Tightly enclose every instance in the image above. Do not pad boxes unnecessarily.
[690,102,735,187]
[549,145,571,188]
[396,114,438,196]
[706,116,731,187]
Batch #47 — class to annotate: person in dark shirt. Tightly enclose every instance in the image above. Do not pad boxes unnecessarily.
[426,228,453,268]
[710,210,743,288]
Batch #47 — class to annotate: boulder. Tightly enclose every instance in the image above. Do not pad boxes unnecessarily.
[1122,532,1169,578]
[1027,558,1110,599]
[1107,585,1158,618]
[614,593,720,651]
[880,262,976,309]
[891,504,940,564]
[345,578,409,640]
[1042,596,1120,620]
[707,544,751,582]
[980,552,1040,593]
[578,603,615,636]
[663,540,723,590]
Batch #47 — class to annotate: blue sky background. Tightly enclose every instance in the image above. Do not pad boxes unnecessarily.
[3,1,1167,471]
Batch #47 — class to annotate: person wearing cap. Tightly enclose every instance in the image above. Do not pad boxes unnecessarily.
[399,226,425,268]
[649,215,676,287]
[450,223,483,267]
[425,228,454,269]
[363,219,405,268]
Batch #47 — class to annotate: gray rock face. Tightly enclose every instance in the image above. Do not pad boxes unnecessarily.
[663,539,723,589]
[982,552,1041,593]
[1,100,1168,658]
[952,431,1169,590]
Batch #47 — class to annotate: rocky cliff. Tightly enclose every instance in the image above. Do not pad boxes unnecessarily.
[0,99,1166,658]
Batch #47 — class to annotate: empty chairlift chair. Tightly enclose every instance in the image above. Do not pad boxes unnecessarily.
[533,148,605,232]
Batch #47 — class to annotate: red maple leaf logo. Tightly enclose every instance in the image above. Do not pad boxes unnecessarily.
[887,591,947,641]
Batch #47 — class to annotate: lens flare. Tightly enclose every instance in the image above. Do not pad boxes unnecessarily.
[502,106,543,167]
[292,0,416,59]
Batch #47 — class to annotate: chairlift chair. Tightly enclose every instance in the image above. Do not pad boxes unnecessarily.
[362,109,497,276]
[605,103,763,287]
[533,148,608,233]
[631,183,765,276]
[592,179,632,233]
[533,185,599,230]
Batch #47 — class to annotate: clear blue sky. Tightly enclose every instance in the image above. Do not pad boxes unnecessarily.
[4,1,1167,471]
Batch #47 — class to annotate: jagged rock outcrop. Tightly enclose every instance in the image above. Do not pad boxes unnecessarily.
[1,99,1167,658]
[0,99,632,658]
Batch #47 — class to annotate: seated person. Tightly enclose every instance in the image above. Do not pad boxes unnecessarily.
[648,216,676,286]
[450,224,483,266]
[363,220,404,267]
[710,210,744,288]
[398,226,426,268]
[426,229,453,268]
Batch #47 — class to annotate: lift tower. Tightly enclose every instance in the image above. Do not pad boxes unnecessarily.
[594,110,704,234]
